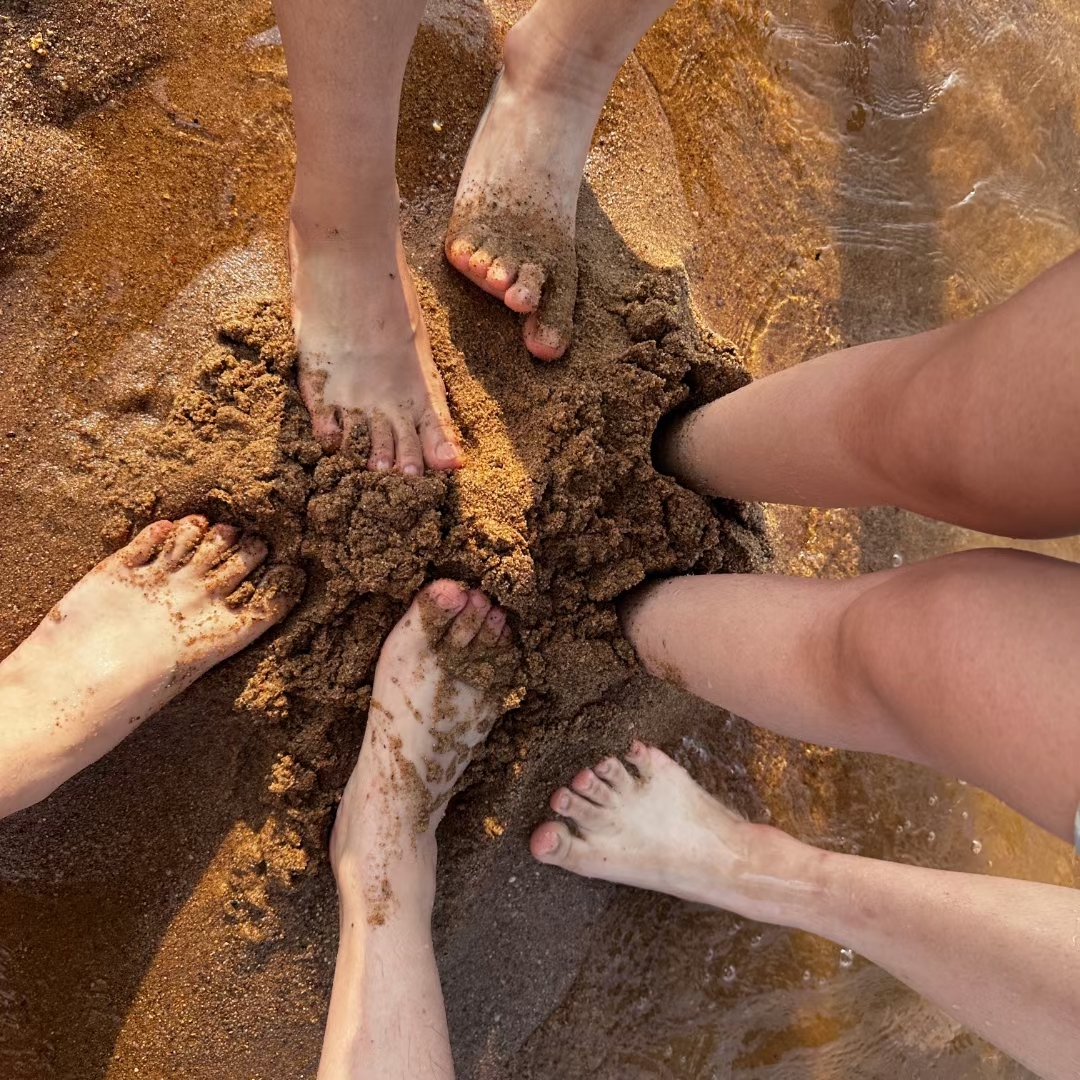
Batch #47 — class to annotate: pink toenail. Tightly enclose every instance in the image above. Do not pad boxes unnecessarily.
[595,761,608,775]
[403,463,421,477]
[436,441,459,463]
[556,793,570,812]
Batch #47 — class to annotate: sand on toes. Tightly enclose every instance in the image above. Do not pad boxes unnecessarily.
[329,580,520,925]
[445,62,604,363]
[287,221,464,473]
[530,741,763,908]
[0,516,303,818]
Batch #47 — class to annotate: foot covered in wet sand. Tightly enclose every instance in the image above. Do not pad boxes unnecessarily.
[330,581,517,924]
[0,516,302,818]
[445,22,617,362]
[288,218,464,473]
[532,741,799,918]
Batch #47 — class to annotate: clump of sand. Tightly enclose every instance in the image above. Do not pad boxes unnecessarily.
[88,266,765,859]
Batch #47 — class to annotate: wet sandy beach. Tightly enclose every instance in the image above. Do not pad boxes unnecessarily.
[1,1,1078,1077]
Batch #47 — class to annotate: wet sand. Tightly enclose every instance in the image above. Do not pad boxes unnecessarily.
[1,1,1078,1078]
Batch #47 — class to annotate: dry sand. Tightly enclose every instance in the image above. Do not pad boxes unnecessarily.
[1,1,1077,1078]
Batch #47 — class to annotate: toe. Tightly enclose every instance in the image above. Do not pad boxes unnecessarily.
[571,767,616,807]
[298,374,342,452]
[594,755,634,794]
[189,523,241,573]
[392,417,425,477]
[158,515,209,568]
[468,246,495,280]
[119,520,175,566]
[446,235,479,275]
[367,411,394,472]
[243,564,305,627]
[550,787,606,829]
[523,313,570,361]
[205,535,268,597]
[530,820,579,867]
[504,262,545,314]
[446,589,491,649]
[414,579,471,642]
[485,256,519,296]
[419,400,463,472]
[474,605,507,649]
[626,740,657,779]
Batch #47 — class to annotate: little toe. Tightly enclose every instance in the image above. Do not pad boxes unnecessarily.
[446,235,479,275]
[158,515,209,569]
[205,535,268,598]
[594,755,634,794]
[303,393,342,453]
[120,520,175,567]
[626,738,656,781]
[392,417,425,477]
[243,564,305,627]
[474,605,507,649]
[530,820,580,868]
[485,256,519,296]
[523,312,570,362]
[446,589,491,649]
[503,263,545,314]
[189,523,241,573]
[366,411,395,472]
[550,787,606,829]
[571,767,616,807]
[414,579,471,642]
[419,404,463,472]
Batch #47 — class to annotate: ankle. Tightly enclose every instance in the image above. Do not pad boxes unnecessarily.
[727,823,831,928]
[502,17,620,106]
[289,184,399,250]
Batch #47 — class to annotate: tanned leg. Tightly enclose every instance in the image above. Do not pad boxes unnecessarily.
[620,548,1080,843]
[660,249,1080,538]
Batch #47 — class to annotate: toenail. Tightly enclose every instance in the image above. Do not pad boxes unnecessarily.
[595,761,608,775]
[402,463,422,477]
[436,441,459,463]
[556,793,570,812]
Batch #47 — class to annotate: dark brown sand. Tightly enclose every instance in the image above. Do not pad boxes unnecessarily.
[1,0,1076,1078]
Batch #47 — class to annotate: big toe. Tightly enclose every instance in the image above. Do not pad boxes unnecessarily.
[406,580,472,645]
[530,821,578,867]
[419,406,463,472]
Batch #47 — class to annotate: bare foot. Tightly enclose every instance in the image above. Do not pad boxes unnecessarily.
[445,20,617,362]
[288,216,464,473]
[531,741,796,919]
[330,580,517,925]
[0,516,302,818]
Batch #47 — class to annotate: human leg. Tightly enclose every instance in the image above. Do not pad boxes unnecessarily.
[274,0,463,472]
[0,517,301,819]
[446,0,676,360]
[661,249,1080,538]
[531,742,1080,1080]
[620,548,1080,842]
[318,581,516,1080]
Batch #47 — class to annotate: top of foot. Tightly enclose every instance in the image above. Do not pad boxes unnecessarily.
[445,23,615,362]
[289,217,464,474]
[330,580,521,924]
[0,517,302,816]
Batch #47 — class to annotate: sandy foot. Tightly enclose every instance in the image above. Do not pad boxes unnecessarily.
[0,516,301,816]
[445,24,615,362]
[330,580,515,924]
[288,221,463,473]
[531,741,766,909]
